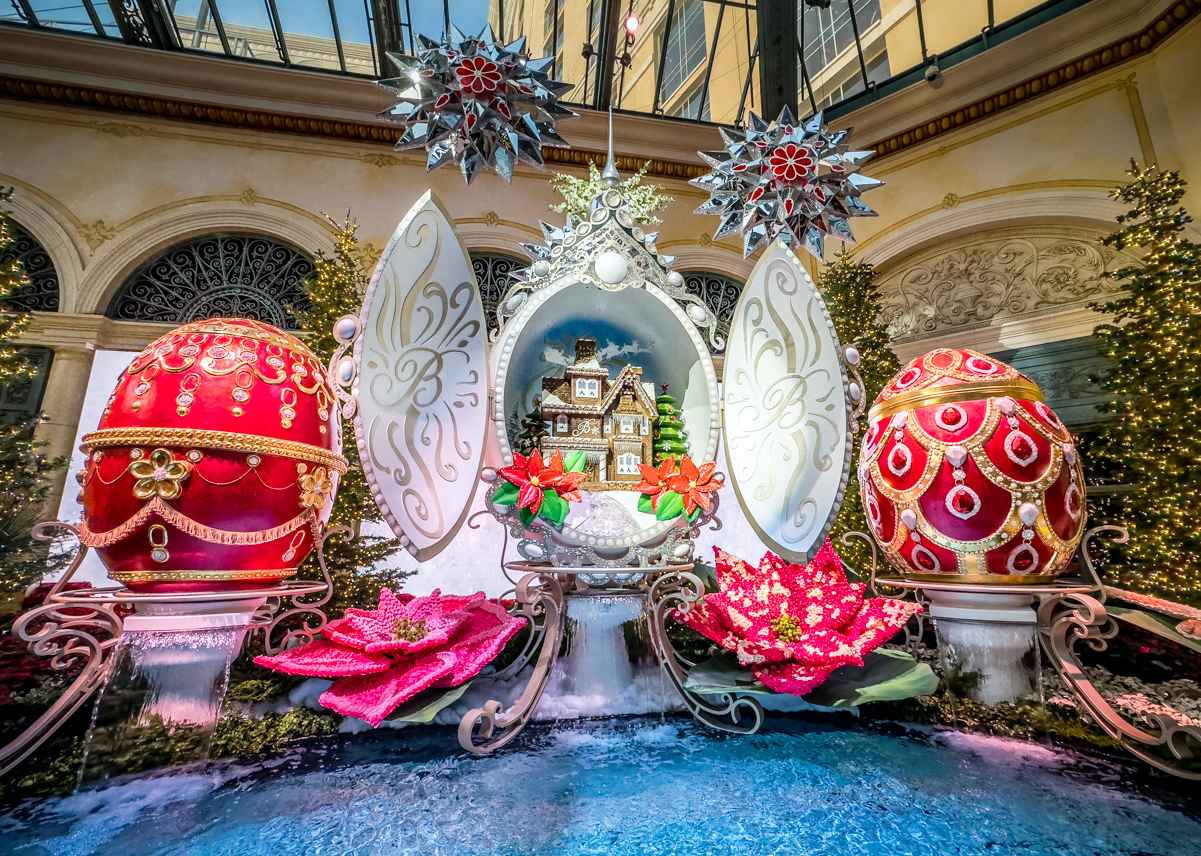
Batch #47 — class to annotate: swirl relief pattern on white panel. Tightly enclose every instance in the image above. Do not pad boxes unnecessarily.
[354,191,488,561]
[722,242,850,561]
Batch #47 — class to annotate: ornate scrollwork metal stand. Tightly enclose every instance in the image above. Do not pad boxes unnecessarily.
[868,524,1201,780]
[1037,526,1201,780]
[0,521,342,777]
[458,570,564,755]
[646,567,765,735]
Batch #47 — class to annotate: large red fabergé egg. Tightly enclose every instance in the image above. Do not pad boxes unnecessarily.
[858,348,1086,583]
[79,318,346,592]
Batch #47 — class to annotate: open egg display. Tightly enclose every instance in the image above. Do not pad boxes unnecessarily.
[337,168,854,580]
[858,348,1087,583]
[79,318,346,592]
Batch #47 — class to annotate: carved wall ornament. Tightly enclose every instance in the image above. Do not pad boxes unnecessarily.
[361,153,402,168]
[95,122,147,138]
[481,211,501,227]
[80,219,120,251]
[239,188,259,206]
[879,228,1137,341]
[941,193,960,209]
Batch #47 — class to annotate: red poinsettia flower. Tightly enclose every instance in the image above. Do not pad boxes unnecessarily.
[634,456,676,510]
[767,142,816,184]
[454,56,503,96]
[499,450,584,514]
[666,456,723,514]
[675,542,922,696]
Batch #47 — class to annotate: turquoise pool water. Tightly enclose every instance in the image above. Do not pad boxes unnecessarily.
[2,719,1198,855]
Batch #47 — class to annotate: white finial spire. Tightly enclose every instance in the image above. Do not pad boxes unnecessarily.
[601,105,620,185]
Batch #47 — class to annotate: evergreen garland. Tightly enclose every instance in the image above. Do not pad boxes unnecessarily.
[0,201,65,594]
[816,249,901,577]
[292,216,412,612]
[1088,163,1201,602]
[549,161,673,225]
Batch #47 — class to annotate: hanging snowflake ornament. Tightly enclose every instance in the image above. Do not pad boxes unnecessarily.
[378,28,576,184]
[690,106,884,258]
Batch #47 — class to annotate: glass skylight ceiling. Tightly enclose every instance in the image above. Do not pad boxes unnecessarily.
[0,1,1097,124]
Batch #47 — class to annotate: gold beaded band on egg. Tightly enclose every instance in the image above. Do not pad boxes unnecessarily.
[82,427,348,473]
[867,379,1045,422]
[109,568,298,583]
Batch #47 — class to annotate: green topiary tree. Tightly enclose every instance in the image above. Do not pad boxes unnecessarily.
[653,385,688,464]
[816,248,901,576]
[1088,163,1201,603]
[0,199,66,594]
[291,215,411,613]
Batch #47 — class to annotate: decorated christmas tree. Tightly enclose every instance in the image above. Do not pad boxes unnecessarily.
[1089,163,1201,601]
[653,385,688,464]
[0,201,65,593]
[292,216,410,611]
[515,405,548,456]
[817,249,901,575]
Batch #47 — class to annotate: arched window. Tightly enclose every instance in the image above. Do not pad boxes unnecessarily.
[470,251,523,334]
[0,218,60,312]
[106,233,313,328]
[680,271,743,351]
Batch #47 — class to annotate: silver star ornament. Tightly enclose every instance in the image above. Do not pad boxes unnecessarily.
[379,28,577,184]
[690,106,884,258]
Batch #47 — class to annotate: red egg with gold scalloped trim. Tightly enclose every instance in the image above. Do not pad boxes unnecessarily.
[78,318,346,592]
[858,348,1085,583]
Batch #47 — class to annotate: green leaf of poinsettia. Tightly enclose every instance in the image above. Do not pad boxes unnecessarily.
[1108,605,1201,655]
[637,493,653,514]
[538,491,568,526]
[491,481,519,506]
[684,649,937,708]
[802,649,939,708]
[386,680,474,724]
[684,653,772,695]
[655,491,685,521]
[563,450,588,473]
[518,506,535,527]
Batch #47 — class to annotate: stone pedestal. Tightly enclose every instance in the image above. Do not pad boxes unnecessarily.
[926,589,1039,704]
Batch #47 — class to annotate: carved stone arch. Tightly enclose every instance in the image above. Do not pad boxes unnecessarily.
[79,200,335,315]
[858,184,1128,269]
[0,183,86,313]
[105,233,316,329]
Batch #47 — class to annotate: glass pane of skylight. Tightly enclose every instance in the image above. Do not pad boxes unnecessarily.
[331,0,376,75]
[276,0,342,71]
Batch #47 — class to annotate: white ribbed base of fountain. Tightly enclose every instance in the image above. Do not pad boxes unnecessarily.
[925,590,1040,704]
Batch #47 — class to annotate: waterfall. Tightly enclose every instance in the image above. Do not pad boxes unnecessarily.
[78,602,261,787]
[537,594,681,719]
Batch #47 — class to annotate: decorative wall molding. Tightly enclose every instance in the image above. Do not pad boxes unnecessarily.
[857,182,1130,265]
[0,178,87,312]
[0,1,1196,178]
[877,225,1134,343]
[866,0,1201,160]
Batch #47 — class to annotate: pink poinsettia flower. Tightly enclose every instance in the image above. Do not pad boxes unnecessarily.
[674,540,922,696]
[254,588,525,727]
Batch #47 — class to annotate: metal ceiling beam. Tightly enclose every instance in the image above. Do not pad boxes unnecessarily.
[370,0,405,72]
[106,0,178,48]
[593,0,622,110]
[697,0,728,121]
[758,0,798,117]
[651,0,677,115]
[326,0,348,73]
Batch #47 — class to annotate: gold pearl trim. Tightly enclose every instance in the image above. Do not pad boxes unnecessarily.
[868,379,1045,422]
[110,568,298,583]
[83,427,348,473]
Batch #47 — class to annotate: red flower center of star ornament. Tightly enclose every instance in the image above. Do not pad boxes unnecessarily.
[455,57,503,96]
[767,143,816,185]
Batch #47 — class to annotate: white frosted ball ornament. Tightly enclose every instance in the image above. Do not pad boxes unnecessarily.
[667,270,685,288]
[594,250,629,284]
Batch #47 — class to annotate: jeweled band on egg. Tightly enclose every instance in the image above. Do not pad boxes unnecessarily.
[82,427,348,473]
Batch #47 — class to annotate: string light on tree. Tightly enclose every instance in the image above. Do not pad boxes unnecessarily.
[817,249,900,574]
[1089,163,1201,602]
